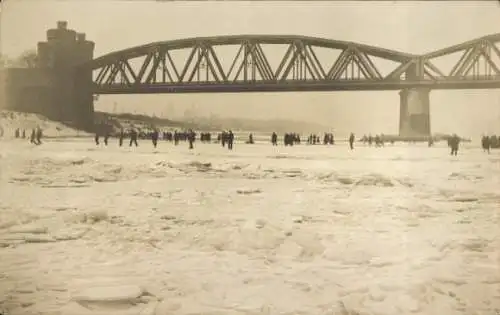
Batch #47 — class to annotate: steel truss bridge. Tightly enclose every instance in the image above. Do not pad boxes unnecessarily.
[84,33,500,94]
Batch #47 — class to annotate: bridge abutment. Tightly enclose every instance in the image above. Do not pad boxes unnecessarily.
[399,88,431,137]
[2,21,95,130]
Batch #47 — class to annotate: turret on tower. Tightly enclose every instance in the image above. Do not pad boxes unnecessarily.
[37,21,95,69]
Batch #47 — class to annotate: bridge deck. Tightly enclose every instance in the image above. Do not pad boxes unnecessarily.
[93,79,500,94]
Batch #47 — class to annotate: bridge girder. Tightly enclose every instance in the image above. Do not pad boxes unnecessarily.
[83,34,500,94]
[86,35,416,90]
[420,34,500,79]
[86,35,414,70]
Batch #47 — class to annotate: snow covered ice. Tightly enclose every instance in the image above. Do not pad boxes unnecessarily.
[1,131,500,315]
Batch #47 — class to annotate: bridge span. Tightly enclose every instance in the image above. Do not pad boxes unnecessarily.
[3,21,500,136]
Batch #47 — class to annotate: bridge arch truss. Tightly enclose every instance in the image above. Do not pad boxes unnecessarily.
[84,34,500,94]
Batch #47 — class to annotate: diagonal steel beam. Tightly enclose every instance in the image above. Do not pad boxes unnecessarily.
[187,46,205,82]
[306,45,327,80]
[179,46,200,82]
[301,45,323,80]
[460,47,483,77]
[105,62,121,85]
[461,50,483,77]
[352,53,374,79]
[386,60,415,80]
[423,68,437,81]
[232,43,250,82]
[164,50,180,82]
[479,49,500,75]
[201,46,222,82]
[351,48,375,79]
[292,42,317,80]
[226,43,244,80]
[95,65,108,84]
[298,48,319,80]
[351,54,371,80]
[446,47,471,77]
[253,43,274,80]
[248,46,268,81]
[423,60,445,78]
[244,43,260,80]
[96,64,111,85]
[249,44,273,81]
[122,60,137,83]
[136,52,154,84]
[335,54,356,80]
[206,45,228,82]
[280,43,301,80]
[327,48,350,80]
[145,51,163,84]
[351,46,380,80]
[116,61,132,85]
[461,43,500,77]
[451,46,480,77]
[361,52,383,79]
[160,53,174,83]
[329,49,352,80]
[487,41,500,64]
[275,44,295,79]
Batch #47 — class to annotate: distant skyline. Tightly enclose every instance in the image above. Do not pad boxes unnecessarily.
[1,0,500,136]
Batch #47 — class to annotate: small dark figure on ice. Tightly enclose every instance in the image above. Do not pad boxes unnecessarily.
[129,128,138,147]
[221,131,227,147]
[30,127,42,145]
[188,129,195,149]
[349,133,355,150]
[151,129,159,148]
[30,129,37,144]
[103,131,110,146]
[118,128,124,147]
[449,134,460,156]
[481,135,491,154]
[36,127,43,144]
[227,130,234,150]
[174,131,179,146]
[271,132,278,146]
[246,133,254,144]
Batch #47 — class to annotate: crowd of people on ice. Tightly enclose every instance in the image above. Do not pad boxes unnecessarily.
[87,124,477,156]
[3,124,500,157]
[481,135,500,153]
[88,125,364,152]
[12,127,44,145]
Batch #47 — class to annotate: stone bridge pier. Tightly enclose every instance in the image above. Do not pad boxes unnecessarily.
[398,88,431,137]
[398,61,432,138]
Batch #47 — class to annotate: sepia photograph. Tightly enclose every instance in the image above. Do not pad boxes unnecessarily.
[0,0,499,314]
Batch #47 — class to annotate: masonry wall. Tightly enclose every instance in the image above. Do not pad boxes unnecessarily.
[1,68,60,118]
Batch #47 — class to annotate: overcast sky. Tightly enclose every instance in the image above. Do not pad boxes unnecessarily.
[1,0,500,136]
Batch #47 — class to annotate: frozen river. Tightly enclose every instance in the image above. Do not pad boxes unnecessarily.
[0,138,499,315]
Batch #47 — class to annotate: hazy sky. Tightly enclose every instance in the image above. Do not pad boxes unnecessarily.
[1,0,500,136]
